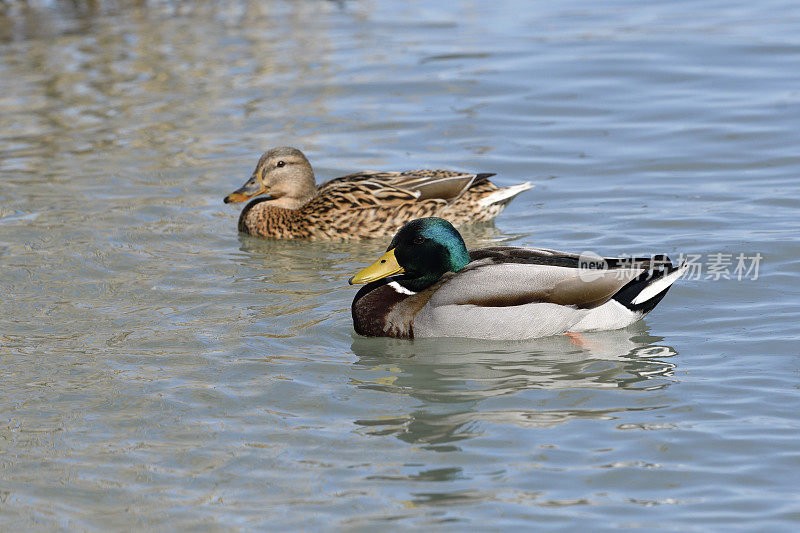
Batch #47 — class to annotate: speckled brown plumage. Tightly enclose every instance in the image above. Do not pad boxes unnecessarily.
[225,147,533,240]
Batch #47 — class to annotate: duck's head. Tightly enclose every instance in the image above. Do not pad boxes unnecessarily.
[349,217,471,292]
[224,147,316,208]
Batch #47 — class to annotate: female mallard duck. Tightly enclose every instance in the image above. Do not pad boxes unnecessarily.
[349,217,687,340]
[223,147,533,239]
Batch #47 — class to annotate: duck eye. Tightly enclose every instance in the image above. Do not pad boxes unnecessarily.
[413,235,425,245]
[276,161,285,168]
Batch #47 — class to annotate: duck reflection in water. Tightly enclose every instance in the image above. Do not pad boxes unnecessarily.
[350,324,678,449]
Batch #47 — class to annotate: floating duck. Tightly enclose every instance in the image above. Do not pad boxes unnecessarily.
[224,147,532,239]
[349,217,686,340]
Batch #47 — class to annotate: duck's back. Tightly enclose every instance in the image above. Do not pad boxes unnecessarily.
[292,170,481,239]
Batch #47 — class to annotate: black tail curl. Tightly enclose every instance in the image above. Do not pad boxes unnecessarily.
[612,258,685,315]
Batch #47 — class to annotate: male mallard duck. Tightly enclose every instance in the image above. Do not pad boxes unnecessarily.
[349,217,687,340]
[223,147,533,240]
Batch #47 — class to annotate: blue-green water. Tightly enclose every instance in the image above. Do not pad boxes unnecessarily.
[1,1,799,529]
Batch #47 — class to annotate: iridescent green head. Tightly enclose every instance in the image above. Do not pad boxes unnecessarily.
[349,217,471,292]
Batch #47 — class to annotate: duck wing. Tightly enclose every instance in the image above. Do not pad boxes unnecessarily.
[412,247,682,339]
[428,254,644,311]
[318,170,493,205]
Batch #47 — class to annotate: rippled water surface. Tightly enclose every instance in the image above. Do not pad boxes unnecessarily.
[2,0,800,529]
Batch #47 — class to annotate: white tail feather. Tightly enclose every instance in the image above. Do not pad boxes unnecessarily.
[631,263,688,305]
[478,182,534,207]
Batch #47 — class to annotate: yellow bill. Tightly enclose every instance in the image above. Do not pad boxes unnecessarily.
[349,248,404,284]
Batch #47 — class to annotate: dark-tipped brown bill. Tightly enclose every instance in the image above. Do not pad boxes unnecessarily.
[224,176,266,203]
